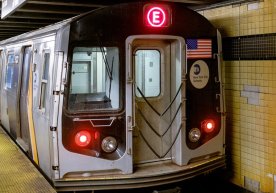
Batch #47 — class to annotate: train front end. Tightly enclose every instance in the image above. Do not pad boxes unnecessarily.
[55,2,226,190]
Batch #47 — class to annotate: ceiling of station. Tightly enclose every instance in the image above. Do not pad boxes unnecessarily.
[0,0,229,41]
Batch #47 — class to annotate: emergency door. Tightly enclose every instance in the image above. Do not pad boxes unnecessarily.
[126,35,186,167]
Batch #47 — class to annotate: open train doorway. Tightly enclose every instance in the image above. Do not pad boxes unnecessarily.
[126,35,186,167]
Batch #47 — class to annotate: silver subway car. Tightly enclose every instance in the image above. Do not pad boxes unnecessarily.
[0,2,226,191]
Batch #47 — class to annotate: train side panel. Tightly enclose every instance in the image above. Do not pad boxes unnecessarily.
[0,33,66,179]
[0,49,10,132]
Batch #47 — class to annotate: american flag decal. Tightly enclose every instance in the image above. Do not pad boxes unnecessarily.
[186,39,212,59]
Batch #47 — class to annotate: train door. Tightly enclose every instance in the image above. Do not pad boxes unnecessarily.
[32,39,55,177]
[6,49,21,139]
[18,46,32,156]
[126,35,186,167]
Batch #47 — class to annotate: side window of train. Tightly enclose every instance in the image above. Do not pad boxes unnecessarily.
[39,50,50,110]
[5,52,15,90]
[68,47,120,111]
[135,49,161,98]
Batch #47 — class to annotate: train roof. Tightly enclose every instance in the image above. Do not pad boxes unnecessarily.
[68,2,217,43]
[0,9,101,46]
[0,19,68,46]
[0,2,216,46]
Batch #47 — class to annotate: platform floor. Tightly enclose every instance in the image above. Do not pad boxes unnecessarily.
[0,127,56,193]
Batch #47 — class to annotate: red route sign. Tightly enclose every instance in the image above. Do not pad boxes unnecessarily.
[144,4,171,27]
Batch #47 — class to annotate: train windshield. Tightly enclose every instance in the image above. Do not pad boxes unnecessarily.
[68,47,120,112]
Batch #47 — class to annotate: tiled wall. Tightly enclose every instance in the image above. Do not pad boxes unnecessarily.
[200,1,276,192]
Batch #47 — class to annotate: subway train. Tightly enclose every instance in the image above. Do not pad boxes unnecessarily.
[0,2,226,191]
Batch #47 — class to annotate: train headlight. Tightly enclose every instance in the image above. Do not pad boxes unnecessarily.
[189,128,201,142]
[101,136,117,153]
[75,130,91,147]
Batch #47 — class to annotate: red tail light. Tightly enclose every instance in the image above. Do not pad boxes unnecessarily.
[201,119,215,133]
[94,131,100,140]
[75,130,91,147]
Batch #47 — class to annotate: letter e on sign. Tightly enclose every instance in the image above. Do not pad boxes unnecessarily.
[144,4,171,27]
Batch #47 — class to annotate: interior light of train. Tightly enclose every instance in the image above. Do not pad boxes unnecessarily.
[144,4,171,27]
[75,131,92,147]
[201,119,215,133]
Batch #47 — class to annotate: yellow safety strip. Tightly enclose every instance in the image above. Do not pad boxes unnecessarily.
[27,60,39,164]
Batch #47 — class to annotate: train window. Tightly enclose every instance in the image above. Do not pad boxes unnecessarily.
[135,49,161,98]
[5,53,15,89]
[68,47,120,111]
[42,53,50,80]
[39,52,50,110]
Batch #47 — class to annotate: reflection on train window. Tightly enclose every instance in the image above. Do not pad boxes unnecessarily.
[39,52,50,110]
[5,53,15,89]
[68,47,120,111]
[135,50,161,98]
